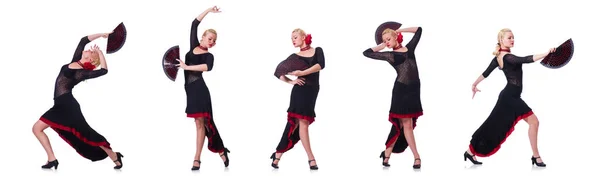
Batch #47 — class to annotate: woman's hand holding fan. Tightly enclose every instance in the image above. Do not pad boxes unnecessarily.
[288,70,307,77]
[175,59,188,70]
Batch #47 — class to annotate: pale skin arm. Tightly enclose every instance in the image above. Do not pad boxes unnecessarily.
[533,48,556,61]
[175,59,209,72]
[87,33,111,41]
[197,6,220,22]
[396,27,420,33]
[288,64,322,77]
[371,43,387,52]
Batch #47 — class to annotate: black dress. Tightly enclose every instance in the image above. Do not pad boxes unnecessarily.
[274,47,325,153]
[183,18,226,153]
[39,36,111,162]
[469,54,535,157]
[362,27,423,154]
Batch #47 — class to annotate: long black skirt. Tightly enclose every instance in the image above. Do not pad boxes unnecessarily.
[185,81,226,153]
[385,81,423,153]
[275,84,320,153]
[469,84,533,157]
[39,93,111,161]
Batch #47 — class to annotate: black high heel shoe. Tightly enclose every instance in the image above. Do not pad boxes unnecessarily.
[113,152,124,169]
[413,158,421,169]
[308,160,318,170]
[531,156,546,167]
[41,160,59,170]
[191,160,201,170]
[220,148,230,167]
[379,151,390,167]
[463,151,482,165]
[270,152,280,169]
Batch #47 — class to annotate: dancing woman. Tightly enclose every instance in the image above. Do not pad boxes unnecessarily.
[175,6,230,170]
[362,26,423,169]
[464,28,555,167]
[33,32,124,170]
[270,29,324,170]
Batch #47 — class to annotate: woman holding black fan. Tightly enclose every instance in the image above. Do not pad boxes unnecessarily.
[174,6,230,170]
[362,22,424,169]
[464,28,557,167]
[270,28,325,170]
[32,32,125,170]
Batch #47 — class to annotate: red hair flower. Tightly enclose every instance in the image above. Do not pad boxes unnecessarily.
[397,32,404,45]
[304,34,312,46]
[82,62,96,70]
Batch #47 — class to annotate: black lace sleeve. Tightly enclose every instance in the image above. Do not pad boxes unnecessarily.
[190,19,201,51]
[315,47,325,69]
[71,36,91,62]
[74,68,108,81]
[482,58,499,78]
[406,27,423,51]
[504,54,534,64]
[363,48,395,63]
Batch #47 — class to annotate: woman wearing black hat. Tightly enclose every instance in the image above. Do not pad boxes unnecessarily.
[362,24,423,169]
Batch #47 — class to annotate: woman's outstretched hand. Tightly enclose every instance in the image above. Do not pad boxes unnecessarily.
[472,85,481,99]
[175,59,188,70]
[207,6,221,13]
[101,31,113,38]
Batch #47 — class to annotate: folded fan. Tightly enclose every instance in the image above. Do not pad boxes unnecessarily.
[540,38,574,69]
[162,45,180,81]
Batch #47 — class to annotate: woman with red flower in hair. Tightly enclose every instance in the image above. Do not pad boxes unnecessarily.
[363,25,423,169]
[270,28,325,170]
[33,32,125,170]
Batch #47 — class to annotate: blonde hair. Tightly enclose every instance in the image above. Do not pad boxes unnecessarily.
[203,29,217,42]
[382,28,398,38]
[493,28,512,56]
[292,28,306,37]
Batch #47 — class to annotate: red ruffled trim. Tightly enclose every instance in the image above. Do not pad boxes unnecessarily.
[469,110,534,157]
[276,112,315,153]
[39,117,110,158]
[385,112,423,150]
[186,112,222,153]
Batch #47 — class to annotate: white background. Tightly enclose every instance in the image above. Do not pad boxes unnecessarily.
[1,0,598,189]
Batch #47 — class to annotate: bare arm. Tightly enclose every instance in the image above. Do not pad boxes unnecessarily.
[371,43,386,52]
[532,51,551,62]
[472,75,485,87]
[396,27,420,33]
[87,33,109,42]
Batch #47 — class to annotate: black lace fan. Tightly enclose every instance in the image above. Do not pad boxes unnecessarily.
[375,21,402,45]
[274,54,309,79]
[107,22,127,54]
[540,38,574,69]
[162,45,180,81]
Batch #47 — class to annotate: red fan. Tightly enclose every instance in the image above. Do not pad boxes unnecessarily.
[107,22,127,54]
[274,54,309,79]
[162,45,180,81]
[540,38,574,69]
[375,21,402,45]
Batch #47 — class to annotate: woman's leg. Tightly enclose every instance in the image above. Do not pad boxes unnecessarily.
[32,120,57,162]
[98,146,120,166]
[400,118,421,165]
[193,117,207,167]
[298,119,317,166]
[523,114,543,163]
